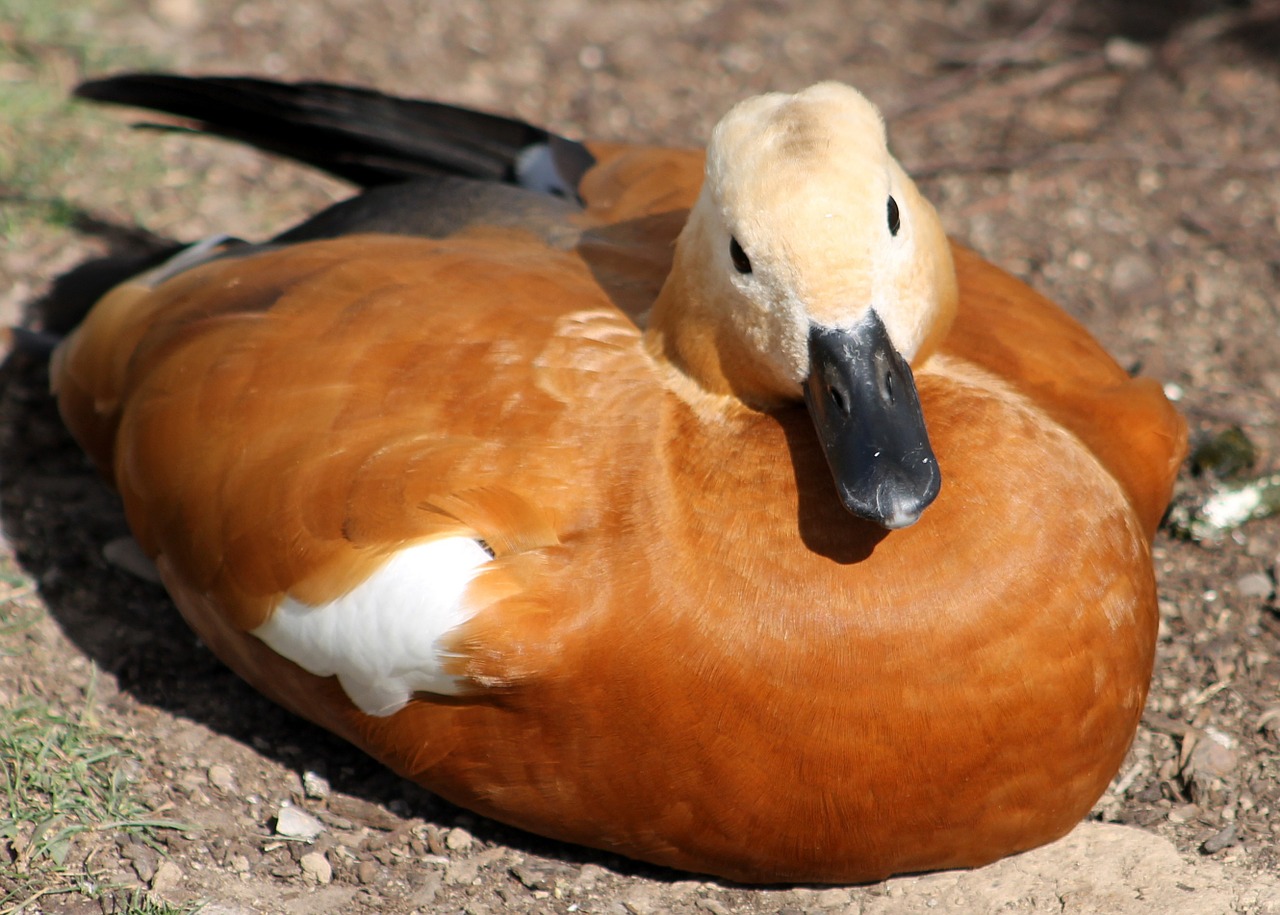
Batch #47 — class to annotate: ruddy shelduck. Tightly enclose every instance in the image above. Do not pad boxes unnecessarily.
[54,74,1186,883]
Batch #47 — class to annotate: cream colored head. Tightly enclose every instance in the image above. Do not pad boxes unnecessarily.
[654,81,957,404]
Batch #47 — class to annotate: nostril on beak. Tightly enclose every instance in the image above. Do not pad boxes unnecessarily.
[828,384,849,417]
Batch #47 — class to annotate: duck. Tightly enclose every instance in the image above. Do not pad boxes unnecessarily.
[53,73,1186,884]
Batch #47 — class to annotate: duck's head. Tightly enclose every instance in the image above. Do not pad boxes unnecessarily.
[652,81,958,529]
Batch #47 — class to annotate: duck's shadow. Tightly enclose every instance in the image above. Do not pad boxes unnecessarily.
[2,240,885,892]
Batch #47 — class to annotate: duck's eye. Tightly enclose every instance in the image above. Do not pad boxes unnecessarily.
[729,236,752,274]
[887,196,901,236]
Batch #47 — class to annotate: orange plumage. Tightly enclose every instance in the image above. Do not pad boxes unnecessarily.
[53,75,1185,883]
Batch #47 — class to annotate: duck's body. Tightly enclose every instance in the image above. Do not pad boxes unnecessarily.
[54,76,1185,883]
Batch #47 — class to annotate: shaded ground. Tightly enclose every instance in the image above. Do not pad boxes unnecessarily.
[2,0,1278,912]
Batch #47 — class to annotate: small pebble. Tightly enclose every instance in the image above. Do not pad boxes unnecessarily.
[623,898,654,915]
[1187,728,1240,779]
[103,536,163,583]
[1201,823,1238,854]
[151,860,184,896]
[574,863,607,890]
[275,804,325,840]
[302,769,331,800]
[446,826,474,851]
[1235,571,1274,599]
[1108,253,1158,297]
[815,887,852,908]
[122,841,159,883]
[510,863,550,890]
[207,764,236,792]
[1259,706,1280,739]
[300,850,333,884]
[1104,36,1154,70]
[1167,803,1200,824]
[357,860,379,884]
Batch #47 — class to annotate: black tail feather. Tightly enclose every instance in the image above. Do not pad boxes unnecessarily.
[75,73,594,198]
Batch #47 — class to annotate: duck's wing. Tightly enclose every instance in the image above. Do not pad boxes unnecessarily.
[73,72,704,270]
[944,244,1187,538]
[75,73,597,199]
[74,72,707,221]
[53,231,654,699]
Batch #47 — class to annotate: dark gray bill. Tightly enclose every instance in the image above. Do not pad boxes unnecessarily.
[802,312,940,529]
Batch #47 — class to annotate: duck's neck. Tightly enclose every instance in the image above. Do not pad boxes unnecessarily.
[643,220,797,410]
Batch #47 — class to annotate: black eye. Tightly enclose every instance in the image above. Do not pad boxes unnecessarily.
[729,236,752,274]
[887,196,901,236]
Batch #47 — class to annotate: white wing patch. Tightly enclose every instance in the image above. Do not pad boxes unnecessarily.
[251,537,492,716]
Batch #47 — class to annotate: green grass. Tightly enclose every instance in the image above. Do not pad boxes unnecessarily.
[2,885,203,915]
[0,680,195,913]
[0,5,194,909]
[0,550,196,914]
[0,0,168,235]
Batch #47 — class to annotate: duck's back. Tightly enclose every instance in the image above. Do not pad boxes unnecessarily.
[941,245,1186,537]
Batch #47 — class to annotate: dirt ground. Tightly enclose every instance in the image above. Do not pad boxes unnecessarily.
[2,0,1279,913]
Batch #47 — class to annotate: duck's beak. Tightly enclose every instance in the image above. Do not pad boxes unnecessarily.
[803,312,941,529]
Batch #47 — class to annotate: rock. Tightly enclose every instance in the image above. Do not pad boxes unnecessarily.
[1235,572,1274,599]
[1186,728,1240,779]
[1104,36,1154,70]
[327,793,403,829]
[300,851,333,884]
[1182,728,1239,806]
[150,860,184,896]
[1201,824,1238,855]
[1167,803,1200,824]
[510,863,551,890]
[815,887,852,908]
[120,840,158,883]
[571,863,607,890]
[207,764,235,792]
[356,860,379,885]
[275,804,325,840]
[1259,706,1280,741]
[444,847,504,886]
[102,537,163,583]
[445,826,474,851]
[302,769,331,799]
[1109,253,1158,297]
[622,886,662,915]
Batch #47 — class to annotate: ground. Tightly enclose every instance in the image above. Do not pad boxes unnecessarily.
[1,0,1279,913]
